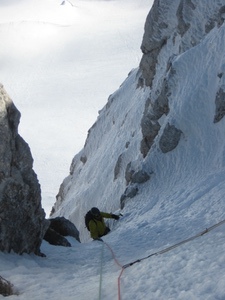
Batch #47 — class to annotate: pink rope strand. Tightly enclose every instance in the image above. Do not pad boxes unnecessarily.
[103,241,124,300]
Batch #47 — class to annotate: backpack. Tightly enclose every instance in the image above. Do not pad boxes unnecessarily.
[84,210,96,231]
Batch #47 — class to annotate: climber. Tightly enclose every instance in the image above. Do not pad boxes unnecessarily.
[85,207,120,241]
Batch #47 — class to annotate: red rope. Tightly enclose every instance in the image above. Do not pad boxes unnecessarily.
[103,241,124,300]
[117,267,125,300]
[104,241,123,268]
[102,219,225,299]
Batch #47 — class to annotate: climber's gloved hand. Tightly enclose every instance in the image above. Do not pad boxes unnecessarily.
[111,214,120,220]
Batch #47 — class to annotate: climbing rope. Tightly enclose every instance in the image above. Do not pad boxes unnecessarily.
[98,242,105,300]
[122,218,225,268]
[103,241,124,300]
[103,241,123,300]
[103,241,123,269]
[101,218,225,300]
[117,267,125,300]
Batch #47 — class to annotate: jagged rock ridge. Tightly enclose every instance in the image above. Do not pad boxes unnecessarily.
[0,84,48,254]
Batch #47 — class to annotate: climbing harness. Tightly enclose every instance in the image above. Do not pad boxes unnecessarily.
[98,218,225,300]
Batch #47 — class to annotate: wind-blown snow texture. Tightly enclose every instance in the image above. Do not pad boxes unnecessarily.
[1,0,225,299]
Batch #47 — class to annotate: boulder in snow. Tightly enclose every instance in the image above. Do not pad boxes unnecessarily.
[49,217,80,242]
[44,217,80,246]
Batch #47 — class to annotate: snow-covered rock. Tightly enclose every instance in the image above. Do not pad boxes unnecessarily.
[52,0,225,245]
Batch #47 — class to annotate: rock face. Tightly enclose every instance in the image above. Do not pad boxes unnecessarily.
[139,0,225,157]
[0,275,14,297]
[0,84,47,255]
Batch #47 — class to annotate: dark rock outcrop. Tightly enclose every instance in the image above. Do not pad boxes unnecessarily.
[44,228,71,247]
[159,123,183,153]
[44,217,80,246]
[214,87,225,123]
[120,184,139,209]
[140,75,170,157]
[0,275,14,297]
[125,162,151,185]
[140,0,173,87]
[0,84,48,255]
[50,217,80,241]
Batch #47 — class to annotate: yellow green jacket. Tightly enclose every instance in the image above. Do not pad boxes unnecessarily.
[89,212,113,239]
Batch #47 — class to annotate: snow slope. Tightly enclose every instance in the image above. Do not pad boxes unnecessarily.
[1,221,225,299]
[1,0,225,299]
[0,0,151,215]
[52,0,225,244]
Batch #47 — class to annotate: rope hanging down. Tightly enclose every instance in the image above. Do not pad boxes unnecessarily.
[98,242,105,300]
[103,242,124,300]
